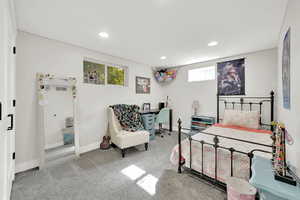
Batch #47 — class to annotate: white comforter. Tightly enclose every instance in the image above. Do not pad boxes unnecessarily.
[170,126,272,182]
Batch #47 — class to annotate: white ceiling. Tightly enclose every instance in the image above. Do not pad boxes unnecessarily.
[15,0,287,66]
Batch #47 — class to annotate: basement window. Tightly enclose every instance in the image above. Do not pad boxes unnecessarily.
[83,59,128,86]
[83,61,105,85]
[107,66,125,86]
[188,66,215,82]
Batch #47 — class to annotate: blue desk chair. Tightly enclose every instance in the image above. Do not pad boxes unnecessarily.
[156,108,171,137]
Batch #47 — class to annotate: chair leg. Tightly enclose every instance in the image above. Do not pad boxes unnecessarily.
[111,143,117,148]
[121,149,126,158]
[145,143,148,151]
[159,124,164,138]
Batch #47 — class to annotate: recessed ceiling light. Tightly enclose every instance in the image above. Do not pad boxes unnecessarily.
[99,32,109,38]
[160,56,167,60]
[208,41,218,47]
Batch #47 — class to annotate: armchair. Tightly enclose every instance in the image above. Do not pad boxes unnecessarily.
[108,107,149,157]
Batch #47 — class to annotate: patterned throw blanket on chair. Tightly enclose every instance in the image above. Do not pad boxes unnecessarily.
[110,104,145,132]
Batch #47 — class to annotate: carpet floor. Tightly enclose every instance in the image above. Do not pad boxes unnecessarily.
[11,133,226,200]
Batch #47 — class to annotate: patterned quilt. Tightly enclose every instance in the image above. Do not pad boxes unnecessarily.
[110,104,144,132]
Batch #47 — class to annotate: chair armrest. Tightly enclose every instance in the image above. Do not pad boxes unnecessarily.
[108,108,122,137]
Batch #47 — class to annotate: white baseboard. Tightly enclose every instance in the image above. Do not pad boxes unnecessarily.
[79,142,100,154]
[45,142,64,150]
[15,159,39,173]
[15,142,99,173]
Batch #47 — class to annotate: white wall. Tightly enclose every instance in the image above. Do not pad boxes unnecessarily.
[16,31,164,169]
[277,0,300,177]
[162,48,278,128]
[44,87,74,149]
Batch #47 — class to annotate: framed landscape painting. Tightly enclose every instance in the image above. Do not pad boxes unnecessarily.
[217,58,245,95]
[136,76,150,94]
[282,28,291,109]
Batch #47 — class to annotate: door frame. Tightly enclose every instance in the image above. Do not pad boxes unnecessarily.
[36,74,79,169]
[0,0,17,200]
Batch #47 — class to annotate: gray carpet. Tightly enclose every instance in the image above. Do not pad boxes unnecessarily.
[11,133,225,200]
[157,170,225,200]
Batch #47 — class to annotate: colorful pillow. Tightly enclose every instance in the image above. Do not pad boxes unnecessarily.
[110,104,144,132]
[223,109,260,129]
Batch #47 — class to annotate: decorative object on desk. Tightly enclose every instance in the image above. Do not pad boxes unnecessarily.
[153,67,178,83]
[217,58,245,95]
[100,135,111,150]
[282,28,291,109]
[142,103,151,111]
[136,76,150,94]
[158,102,165,110]
[192,100,200,116]
[272,122,296,186]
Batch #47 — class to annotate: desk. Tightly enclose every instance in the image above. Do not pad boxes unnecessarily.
[250,156,300,200]
[140,109,173,132]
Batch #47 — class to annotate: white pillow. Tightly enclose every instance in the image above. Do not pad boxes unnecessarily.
[222,109,260,129]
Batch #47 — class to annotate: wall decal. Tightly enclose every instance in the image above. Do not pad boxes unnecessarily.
[153,68,178,83]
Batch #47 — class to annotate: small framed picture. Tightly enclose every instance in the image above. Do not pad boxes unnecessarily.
[143,103,151,111]
[136,76,150,94]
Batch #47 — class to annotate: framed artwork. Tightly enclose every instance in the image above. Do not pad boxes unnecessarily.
[142,103,151,111]
[83,60,105,85]
[282,28,291,109]
[136,76,150,94]
[217,58,245,95]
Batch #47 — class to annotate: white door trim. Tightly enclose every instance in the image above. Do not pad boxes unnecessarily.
[0,0,17,200]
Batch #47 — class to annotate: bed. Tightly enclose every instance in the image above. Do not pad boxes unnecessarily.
[170,91,276,189]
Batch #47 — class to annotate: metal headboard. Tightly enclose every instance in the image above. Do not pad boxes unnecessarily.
[217,91,275,131]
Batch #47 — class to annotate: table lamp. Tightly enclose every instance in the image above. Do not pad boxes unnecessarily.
[192,100,200,116]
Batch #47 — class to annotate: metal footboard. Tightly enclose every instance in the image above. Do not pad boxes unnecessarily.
[177,119,274,189]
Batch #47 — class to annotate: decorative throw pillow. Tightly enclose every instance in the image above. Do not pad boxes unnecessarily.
[110,104,144,132]
[223,109,260,129]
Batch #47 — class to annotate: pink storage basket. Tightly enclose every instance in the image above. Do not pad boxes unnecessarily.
[227,177,257,200]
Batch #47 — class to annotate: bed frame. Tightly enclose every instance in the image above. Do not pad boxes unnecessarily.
[177,91,275,190]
